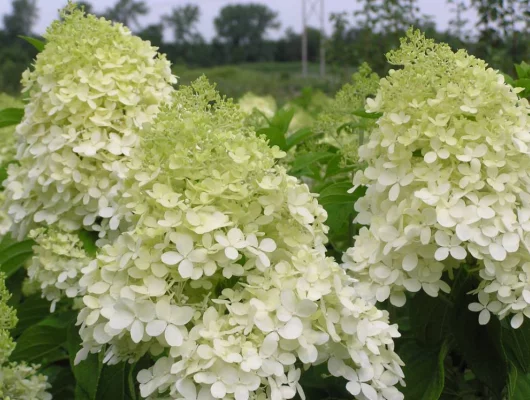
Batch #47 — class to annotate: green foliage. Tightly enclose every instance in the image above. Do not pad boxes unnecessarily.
[0,107,24,128]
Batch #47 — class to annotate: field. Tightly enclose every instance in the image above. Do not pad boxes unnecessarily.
[175,61,348,103]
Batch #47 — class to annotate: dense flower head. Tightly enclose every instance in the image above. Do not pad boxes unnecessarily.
[0,93,22,167]
[0,273,51,400]
[75,78,404,400]
[3,4,176,239]
[342,29,530,328]
[238,92,277,124]
[27,227,90,310]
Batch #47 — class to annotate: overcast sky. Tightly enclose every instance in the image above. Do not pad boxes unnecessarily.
[0,0,475,40]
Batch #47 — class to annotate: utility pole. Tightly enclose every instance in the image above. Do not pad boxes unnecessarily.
[301,0,326,78]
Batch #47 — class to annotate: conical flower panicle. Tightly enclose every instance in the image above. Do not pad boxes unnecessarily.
[343,29,530,328]
[75,78,404,400]
[3,4,176,239]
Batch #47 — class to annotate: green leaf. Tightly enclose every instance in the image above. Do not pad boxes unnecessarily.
[515,61,530,79]
[399,340,449,400]
[289,152,334,174]
[502,321,530,374]
[0,236,35,278]
[257,126,287,150]
[514,79,530,97]
[318,181,364,206]
[408,291,452,346]
[42,365,76,399]
[299,363,351,400]
[97,363,127,400]
[0,107,24,128]
[324,155,356,179]
[352,108,382,119]
[285,127,315,150]
[11,295,52,337]
[67,322,103,400]
[509,366,530,400]
[10,324,68,365]
[452,279,508,397]
[19,35,46,51]
[77,229,99,257]
[270,107,294,134]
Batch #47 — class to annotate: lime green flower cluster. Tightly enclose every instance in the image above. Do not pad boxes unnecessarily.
[0,94,23,236]
[27,227,90,310]
[343,29,530,328]
[75,78,404,400]
[3,4,176,239]
[0,273,51,399]
[316,63,379,164]
[2,4,176,313]
[0,93,22,167]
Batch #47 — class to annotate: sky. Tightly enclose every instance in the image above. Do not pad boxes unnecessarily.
[0,0,475,41]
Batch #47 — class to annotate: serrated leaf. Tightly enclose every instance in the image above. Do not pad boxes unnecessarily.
[324,155,356,179]
[0,107,24,128]
[289,152,334,174]
[502,322,530,374]
[11,295,52,337]
[408,291,452,346]
[399,340,449,400]
[352,108,382,119]
[285,127,315,150]
[10,324,68,365]
[0,236,35,278]
[257,126,287,150]
[318,181,364,206]
[452,279,508,397]
[509,366,530,400]
[270,107,294,134]
[67,322,103,400]
[19,35,46,51]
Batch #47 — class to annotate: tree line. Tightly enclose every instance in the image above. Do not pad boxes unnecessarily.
[0,0,528,94]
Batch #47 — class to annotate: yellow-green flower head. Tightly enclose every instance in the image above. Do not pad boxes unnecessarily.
[343,29,530,329]
[27,227,90,310]
[316,63,379,164]
[0,273,17,364]
[0,274,51,399]
[0,94,22,167]
[238,92,277,119]
[3,4,176,239]
[75,79,404,400]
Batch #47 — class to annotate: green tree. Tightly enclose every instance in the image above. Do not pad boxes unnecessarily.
[2,0,38,37]
[104,0,148,30]
[214,3,280,62]
[137,23,164,48]
[163,4,203,45]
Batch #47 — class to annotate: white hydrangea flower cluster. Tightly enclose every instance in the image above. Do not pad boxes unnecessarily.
[342,29,530,328]
[3,5,176,239]
[0,362,52,400]
[27,227,90,310]
[75,79,404,400]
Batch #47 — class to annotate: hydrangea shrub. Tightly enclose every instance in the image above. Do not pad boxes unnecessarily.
[74,78,405,400]
[342,29,530,328]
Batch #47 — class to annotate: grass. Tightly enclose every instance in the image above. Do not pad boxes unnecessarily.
[174,62,346,103]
